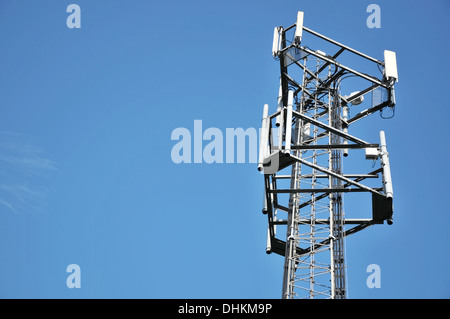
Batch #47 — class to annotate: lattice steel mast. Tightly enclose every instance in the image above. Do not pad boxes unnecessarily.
[258,12,398,299]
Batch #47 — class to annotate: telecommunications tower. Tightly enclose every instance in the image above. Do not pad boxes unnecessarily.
[258,11,398,299]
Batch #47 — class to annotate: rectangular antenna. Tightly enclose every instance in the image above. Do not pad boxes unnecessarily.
[379,131,393,199]
[285,91,293,154]
[384,50,398,82]
[294,11,304,44]
[272,27,280,57]
[258,104,270,171]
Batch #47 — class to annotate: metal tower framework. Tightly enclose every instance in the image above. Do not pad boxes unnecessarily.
[258,12,398,299]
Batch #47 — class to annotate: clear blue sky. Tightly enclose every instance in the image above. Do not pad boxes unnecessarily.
[0,0,449,298]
